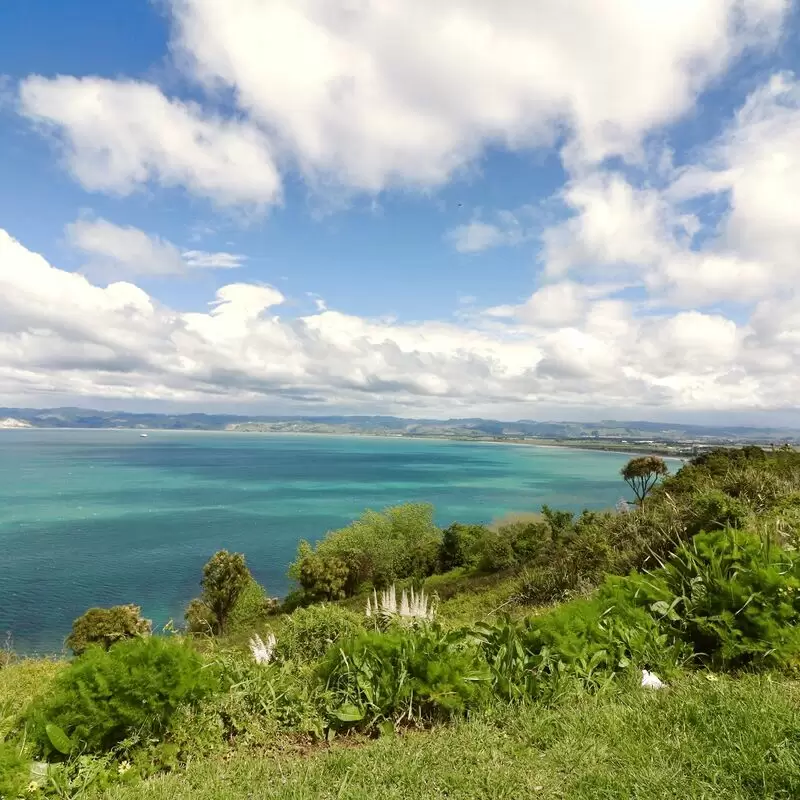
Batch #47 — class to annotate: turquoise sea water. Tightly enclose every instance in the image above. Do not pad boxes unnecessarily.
[0,430,634,653]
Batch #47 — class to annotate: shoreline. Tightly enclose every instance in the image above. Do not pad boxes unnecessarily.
[0,425,690,460]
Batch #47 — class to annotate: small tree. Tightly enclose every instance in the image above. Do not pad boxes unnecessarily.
[621,456,668,506]
[195,550,251,635]
[66,605,151,655]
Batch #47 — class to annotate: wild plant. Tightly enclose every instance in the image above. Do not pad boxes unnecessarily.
[27,637,219,757]
[320,625,489,731]
[365,584,436,626]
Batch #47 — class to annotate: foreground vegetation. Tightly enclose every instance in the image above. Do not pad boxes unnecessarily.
[104,674,800,800]
[3,446,800,798]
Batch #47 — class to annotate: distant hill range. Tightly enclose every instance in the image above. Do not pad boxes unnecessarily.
[1,407,799,450]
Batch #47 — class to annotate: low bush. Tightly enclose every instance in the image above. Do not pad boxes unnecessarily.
[474,529,519,572]
[0,740,30,799]
[439,523,486,571]
[277,604,364,662]
[686,490,750,536]
[609,528,800,669]
[212,651,324,742]
[474,590,683,703]
[319,626,489,731]
[227,579,275,635]
[28,637,219,757]
[66,605,152,655]
[290,504,442,600]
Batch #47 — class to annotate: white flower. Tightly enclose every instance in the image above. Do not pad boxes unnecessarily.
[369,584,435,624]
[249,632,277,664]
[641,669,665,689]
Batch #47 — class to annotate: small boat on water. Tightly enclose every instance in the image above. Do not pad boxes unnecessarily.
[140,433,148,438]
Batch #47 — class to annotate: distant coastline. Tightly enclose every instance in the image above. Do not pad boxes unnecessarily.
[0,424,695,460]
[3,405,797,458]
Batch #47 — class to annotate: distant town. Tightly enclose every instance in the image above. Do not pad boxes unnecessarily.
[2,407,799,457]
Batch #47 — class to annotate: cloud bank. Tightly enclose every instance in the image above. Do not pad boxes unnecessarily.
[5,0,800,418]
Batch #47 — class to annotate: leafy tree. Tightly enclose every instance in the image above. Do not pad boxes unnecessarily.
[298,550,349,602]
[186,550,251,635]
[289,504,442,599]
[184,597,217,635]
[541,505,574,538]
[66,604,151,655]
[439,523,487,571]
[621,456,668,505]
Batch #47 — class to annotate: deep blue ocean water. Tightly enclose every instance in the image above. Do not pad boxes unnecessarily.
[0,429,634,653]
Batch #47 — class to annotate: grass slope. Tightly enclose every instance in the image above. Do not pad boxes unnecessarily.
[106,675,800,800]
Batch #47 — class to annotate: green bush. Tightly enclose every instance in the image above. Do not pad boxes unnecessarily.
[290,504,442,599]
[278,604,364,662]
[611,528,800,669]
[475,590,680,702]
[0,740,30,798]
[28,637,219,756]
[474,529,519,572]
[66,605,152,655]
[439,523,487,571]
[319,626,489,730]
[184,598,216,636]
[211,651,324,742]
[293,545,349,602]
[227,579,275,635]
[686,490,750,536]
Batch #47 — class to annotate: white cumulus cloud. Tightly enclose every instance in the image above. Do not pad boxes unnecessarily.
[16,0,789,205]
[19,77,281,206]
[3,226,800,416]
[66,218,246,280]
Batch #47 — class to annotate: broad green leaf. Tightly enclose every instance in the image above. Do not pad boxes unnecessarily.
[46,723,73,755]
[333,704,365,723]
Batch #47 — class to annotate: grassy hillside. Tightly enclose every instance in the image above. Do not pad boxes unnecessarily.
[103,675,800,800]
[3,446,800,799]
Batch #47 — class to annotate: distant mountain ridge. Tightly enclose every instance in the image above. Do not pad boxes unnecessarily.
[1,406,799,445]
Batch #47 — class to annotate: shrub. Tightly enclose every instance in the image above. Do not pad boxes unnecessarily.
[185,551,252,635]
[293,546,349,602]
[28,637,219,756]
[319,626,489,730]
[439,523,487,571]
[475,591,682,703]
[541,505,575,539]
[66,605,152,655]
[278,605,364,662]
[0,740,29,799]
[474,529,518,573]
[686,490,750,536]
[612,528,800,669]
[184,598,216,636]
[227,579,275,635]
[290,504,443,599]
[211,651,324,742]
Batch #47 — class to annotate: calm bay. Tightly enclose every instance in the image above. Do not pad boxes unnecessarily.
[0,429,634,653]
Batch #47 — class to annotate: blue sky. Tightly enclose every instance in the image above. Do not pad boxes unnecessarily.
[1,1,800,422]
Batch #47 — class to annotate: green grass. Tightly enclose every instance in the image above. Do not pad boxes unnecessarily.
[106,674,800,800]
[0,658,64,738]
